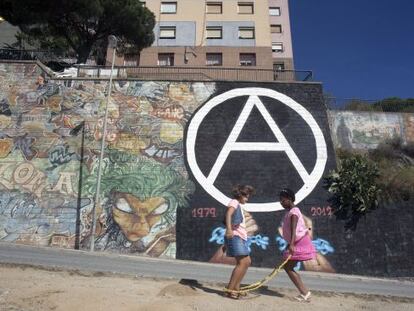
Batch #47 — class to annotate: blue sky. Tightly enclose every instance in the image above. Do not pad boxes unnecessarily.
[289,0,414,102]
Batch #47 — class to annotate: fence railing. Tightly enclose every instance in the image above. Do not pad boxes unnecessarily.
[0,48,313,82]
[0,48,95,65]
[75,65,313,82]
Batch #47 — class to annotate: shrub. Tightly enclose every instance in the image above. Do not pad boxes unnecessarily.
[368,139,414,202]
[324,154,381,230]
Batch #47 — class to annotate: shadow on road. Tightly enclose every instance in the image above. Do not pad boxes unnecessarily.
[178,279,285,298]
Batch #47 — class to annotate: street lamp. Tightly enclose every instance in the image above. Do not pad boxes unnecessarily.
[90,35,118,252]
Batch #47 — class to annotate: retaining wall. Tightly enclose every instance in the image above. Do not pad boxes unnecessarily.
[1,61,413,277]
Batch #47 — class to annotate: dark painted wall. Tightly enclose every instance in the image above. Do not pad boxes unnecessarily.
[177,82,340,272]
[177,82,414,277]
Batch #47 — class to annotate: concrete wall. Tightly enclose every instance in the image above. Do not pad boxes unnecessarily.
[329,110,414,150]
[327,110,414,277]
[1,62,414,277]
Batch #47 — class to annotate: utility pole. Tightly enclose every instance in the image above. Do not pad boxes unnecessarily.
[90,35,118,252]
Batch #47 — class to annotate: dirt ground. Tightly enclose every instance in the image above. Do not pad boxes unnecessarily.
[0,265,413,311]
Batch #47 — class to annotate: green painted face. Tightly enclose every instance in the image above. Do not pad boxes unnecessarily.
[111,192,169,241]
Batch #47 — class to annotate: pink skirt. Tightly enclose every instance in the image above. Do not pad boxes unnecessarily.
[283,234,316,261]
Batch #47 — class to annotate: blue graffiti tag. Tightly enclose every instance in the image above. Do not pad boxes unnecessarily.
[209,227,269,252]
[209,227,225,245]
[312,238,335,255]
[248,235,269,251]
[275,236,288,251]
[48,145,77,169]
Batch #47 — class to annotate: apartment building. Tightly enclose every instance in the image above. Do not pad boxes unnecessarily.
[118,0,294,71]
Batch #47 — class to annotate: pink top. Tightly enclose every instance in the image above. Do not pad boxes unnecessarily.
[228,199,247,241]
[282,207,308,244]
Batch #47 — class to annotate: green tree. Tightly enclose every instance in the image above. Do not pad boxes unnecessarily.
[343,99,376,112]
[373,97,414,113]
[342,97,414,112]
[0,0,155,64]
[324,154,381,230]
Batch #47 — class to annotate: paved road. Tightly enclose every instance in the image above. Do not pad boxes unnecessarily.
[0,242,413,298]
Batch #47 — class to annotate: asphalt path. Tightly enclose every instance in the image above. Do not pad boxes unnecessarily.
[0,242,413,298]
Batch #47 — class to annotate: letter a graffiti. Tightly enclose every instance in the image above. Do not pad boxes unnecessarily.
[186,88,327,212]
[208,95,309,184]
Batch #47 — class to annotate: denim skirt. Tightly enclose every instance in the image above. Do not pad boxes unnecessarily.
[225,236,250,257]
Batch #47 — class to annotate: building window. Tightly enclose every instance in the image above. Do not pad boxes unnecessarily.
[239,53,256,66]
[270,24,282,33]
[238,27,255,39]
[238,2,254,14]
[160,2,177,14]
[269,7,280,16]
[159,26,176,39]
[206,27,223,39]
[273,63,285,71]
[158,53,174,66]
[272,43,283,53]
[206,2,222,14]
[124,54,140,66]
[206,53,223,66]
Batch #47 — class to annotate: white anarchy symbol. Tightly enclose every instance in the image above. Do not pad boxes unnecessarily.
[186,88,327,212]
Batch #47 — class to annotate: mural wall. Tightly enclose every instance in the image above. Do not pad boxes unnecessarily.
[329,110,414,150]
[1,62,413,277]
[0,62,214,256]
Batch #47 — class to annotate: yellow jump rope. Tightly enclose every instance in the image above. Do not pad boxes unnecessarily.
[223,255,292,294]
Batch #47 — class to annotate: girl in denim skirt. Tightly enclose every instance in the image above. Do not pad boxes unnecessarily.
[224,184,255,299]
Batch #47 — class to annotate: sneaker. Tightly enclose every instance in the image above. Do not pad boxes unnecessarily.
[294,291,311,302]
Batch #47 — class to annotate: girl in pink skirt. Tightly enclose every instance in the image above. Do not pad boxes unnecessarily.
[280,188,316,302]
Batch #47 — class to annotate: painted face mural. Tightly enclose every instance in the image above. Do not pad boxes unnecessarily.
[112,193,168,241]
[81,151,195,257]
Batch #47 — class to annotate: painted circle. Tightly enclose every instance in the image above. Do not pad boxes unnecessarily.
[186,87,327,212]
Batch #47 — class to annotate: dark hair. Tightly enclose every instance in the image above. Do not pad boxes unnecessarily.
[279,188,295,202]
[232,185,255,200]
